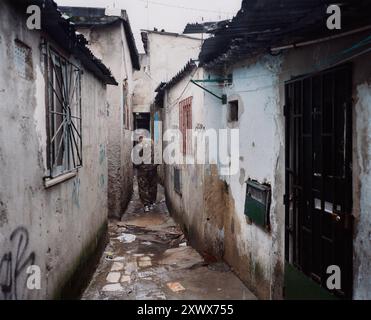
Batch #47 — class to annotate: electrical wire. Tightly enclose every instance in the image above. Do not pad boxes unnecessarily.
[158,35,371,109]
[137,0,235,15]
[165,68,199,111]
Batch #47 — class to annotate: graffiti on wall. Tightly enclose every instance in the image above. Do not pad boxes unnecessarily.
[0,227,36,300]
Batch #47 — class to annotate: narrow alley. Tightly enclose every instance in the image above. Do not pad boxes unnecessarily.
[1,0,371,304]
[82,177,256,300]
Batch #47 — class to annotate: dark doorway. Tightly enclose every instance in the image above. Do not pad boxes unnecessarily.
[134,112,150,131]
[284,64,353,299]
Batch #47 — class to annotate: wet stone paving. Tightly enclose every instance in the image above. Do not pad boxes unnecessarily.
[82,179,257,300]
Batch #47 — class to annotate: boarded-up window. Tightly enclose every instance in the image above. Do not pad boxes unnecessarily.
[179,96,193,155]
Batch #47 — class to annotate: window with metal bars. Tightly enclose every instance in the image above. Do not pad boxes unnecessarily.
[46,46,82,178]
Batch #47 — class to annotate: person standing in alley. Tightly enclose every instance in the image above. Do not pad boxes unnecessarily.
[136,136,158,212]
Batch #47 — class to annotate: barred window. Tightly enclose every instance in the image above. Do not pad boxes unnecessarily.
[46,46,82,178]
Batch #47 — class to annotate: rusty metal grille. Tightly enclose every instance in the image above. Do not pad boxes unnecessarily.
[46,46,82,178]
[284,64,353,298]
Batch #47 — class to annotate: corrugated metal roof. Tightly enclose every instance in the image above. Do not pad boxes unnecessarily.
[183,21,230,34]
[200,0,371,69]
[59,6,140,71]
[12,0,117,85]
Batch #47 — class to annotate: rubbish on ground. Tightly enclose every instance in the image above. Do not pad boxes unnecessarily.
[141,241,152,246]
[116,233,136,243]
[105,251,114,260]
[179,242,187,247]
[167,282,185,292]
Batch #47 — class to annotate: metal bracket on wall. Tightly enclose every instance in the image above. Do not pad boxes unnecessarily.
[190,80,227,104]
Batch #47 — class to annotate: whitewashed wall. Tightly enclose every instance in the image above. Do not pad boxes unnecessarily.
[134,32,202,114]
[78,21,135,218]
[0,2,109,299]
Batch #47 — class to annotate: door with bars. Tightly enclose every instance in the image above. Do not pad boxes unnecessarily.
[284,64,353,298]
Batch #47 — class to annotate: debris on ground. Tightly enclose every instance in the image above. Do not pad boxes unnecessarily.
[167,282,186,292]
[105,251,114,261]
[116,233,136,243]
[81,179,257,300]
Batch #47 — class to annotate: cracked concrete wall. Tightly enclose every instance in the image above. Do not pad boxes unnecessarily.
[77,22,135,219]
[0,3,108,299]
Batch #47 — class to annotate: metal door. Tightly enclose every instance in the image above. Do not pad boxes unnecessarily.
[284,64,353,299]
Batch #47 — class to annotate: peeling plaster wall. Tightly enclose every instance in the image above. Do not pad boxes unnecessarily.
[162,68,209,252]
[163,60,284,299]
[78,22,135,218]
[0,3,108,299]
[163,30,371,300]
[201,56,285,299]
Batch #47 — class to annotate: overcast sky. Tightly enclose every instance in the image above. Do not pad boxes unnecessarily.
[56,0,242,52]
